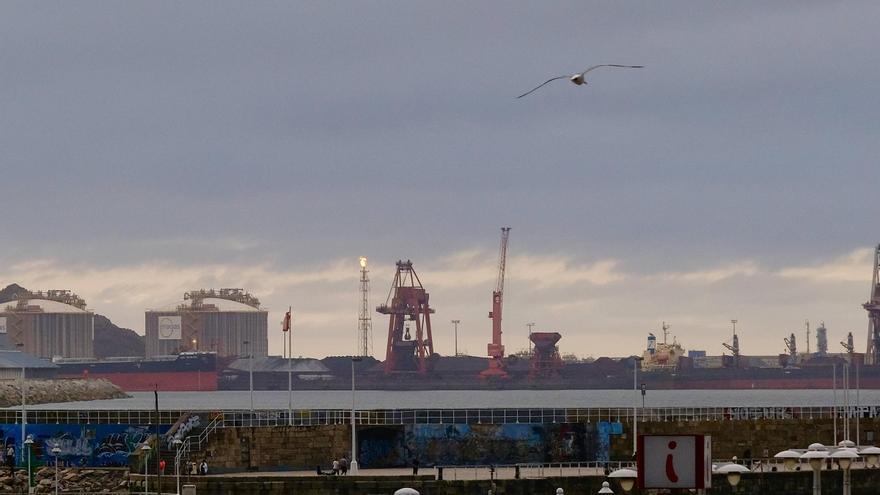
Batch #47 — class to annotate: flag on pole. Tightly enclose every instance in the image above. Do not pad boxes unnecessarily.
[282,308,292,332]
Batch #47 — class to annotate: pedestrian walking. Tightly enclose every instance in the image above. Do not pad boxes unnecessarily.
[340,456,348,475]
[332,458,340,475]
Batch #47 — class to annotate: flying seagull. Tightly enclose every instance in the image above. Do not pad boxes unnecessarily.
[517,64,644,99]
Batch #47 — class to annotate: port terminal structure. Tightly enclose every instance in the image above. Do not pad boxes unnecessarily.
[481,227,511,379]
[865,244,880,364]
[377,260,435,374]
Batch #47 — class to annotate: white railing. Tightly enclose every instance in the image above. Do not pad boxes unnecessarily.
[218,405,880,427]
[435,461,638,480]
[3,405,879,426]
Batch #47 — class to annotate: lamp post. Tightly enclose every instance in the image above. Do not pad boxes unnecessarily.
[597,481,614,494]
[800,444,828,495]
[23,435,32,494]
[243,340,254,426]
[632,357,642,457]
[608,468,637,493]
[859,446,880,468]
[774,449,801,471]
[51,445,60,495]
[831,448,858,495]
[141,444,151,495]
[350,356,362,474]
[451,320,460,357]
[172,438,182,495]
[716,463,750,490]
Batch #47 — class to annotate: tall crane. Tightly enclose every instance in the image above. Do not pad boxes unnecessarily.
[864,244,880,364]
[481,227,511,378]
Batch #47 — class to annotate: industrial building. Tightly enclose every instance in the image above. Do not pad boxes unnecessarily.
[145,288,268,359]
[0,290,94,359]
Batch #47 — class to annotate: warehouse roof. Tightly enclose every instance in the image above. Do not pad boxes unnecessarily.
[0,336,57,369]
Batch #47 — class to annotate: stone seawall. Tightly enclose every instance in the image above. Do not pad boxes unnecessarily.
[202,417,880,471]
[0,379,128,407]
[207,425,351,471]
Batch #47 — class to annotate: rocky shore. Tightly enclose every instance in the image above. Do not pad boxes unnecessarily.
[0,379,129,408]
[0,467,129,493]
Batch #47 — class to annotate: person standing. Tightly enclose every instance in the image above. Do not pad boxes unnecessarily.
[5,445,14,474]
[331,458,340,475]
[339,456,348,475]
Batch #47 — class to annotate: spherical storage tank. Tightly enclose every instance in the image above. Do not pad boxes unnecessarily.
[0,290,94,359]
[145,288,268,359]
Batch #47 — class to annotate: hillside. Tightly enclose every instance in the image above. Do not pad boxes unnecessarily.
[0,283,145,358]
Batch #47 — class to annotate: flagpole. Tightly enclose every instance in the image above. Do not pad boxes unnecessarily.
[287,307,293,426]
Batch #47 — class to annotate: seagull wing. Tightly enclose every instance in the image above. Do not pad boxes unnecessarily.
[516,75,569,99]
[578,64,644,77]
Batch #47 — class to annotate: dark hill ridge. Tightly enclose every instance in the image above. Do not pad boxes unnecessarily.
[0,283,145,358]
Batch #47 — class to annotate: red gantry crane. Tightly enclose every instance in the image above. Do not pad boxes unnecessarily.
[377,260,435,374]
[481,227,511,378]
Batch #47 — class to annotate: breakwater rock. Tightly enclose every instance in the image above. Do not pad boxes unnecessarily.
[0,467,128,493]
[0,379,129,407]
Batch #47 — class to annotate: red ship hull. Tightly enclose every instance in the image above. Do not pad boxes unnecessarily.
[58,370,218,392]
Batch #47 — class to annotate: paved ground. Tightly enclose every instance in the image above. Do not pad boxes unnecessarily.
[206,465,608,480]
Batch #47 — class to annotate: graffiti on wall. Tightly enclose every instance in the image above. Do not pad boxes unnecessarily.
[1,424,170,467]
[357,422,614,468]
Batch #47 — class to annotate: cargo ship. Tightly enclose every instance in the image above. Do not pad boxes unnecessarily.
[54,351,218,391]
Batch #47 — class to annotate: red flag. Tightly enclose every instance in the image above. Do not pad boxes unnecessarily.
[282,308,292,332]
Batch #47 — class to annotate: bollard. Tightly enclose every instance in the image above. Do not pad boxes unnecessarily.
[515,465,521,479]
[437,466,443,480]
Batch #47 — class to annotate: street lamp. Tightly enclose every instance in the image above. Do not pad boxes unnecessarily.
[715,463,750,488]
[172,438,183,495]
[831,449,859,495]
[858,446,880,468]
[23,435,33,494]
[350,356,362,474]
[608,468,637,493]
[243,340,254,426]
[597,481,614,494]
[141,444,151,495]
[774,449,801,471]
[631,356,642,457]
[800,444,828,495]
[51,445,60,495]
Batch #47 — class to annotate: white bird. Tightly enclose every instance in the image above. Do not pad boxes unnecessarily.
[517,64,644,98]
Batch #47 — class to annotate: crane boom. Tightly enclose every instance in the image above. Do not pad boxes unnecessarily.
[496,228,510,294]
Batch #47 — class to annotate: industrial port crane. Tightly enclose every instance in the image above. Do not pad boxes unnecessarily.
[481,227,510,378]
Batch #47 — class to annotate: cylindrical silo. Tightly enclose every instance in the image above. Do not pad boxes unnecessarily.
[145,288,268,359]
[0,290,94,359]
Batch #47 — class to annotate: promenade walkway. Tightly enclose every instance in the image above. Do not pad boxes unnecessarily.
[205,464,611,480]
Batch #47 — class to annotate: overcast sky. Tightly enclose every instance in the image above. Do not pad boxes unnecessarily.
[1,1,879,359]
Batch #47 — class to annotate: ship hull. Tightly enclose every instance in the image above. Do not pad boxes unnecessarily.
[58,370,218,391]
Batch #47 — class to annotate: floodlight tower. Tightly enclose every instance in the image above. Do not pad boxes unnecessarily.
[358,256,373,358]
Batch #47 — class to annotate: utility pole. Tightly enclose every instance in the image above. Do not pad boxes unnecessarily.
[806,320,811,355]
[451,320,460,356]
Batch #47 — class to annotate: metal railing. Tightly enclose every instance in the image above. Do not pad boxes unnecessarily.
[0,409,187,425]
[436,461,638,480]
[219,405,880,427]
[2,405,879,426]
